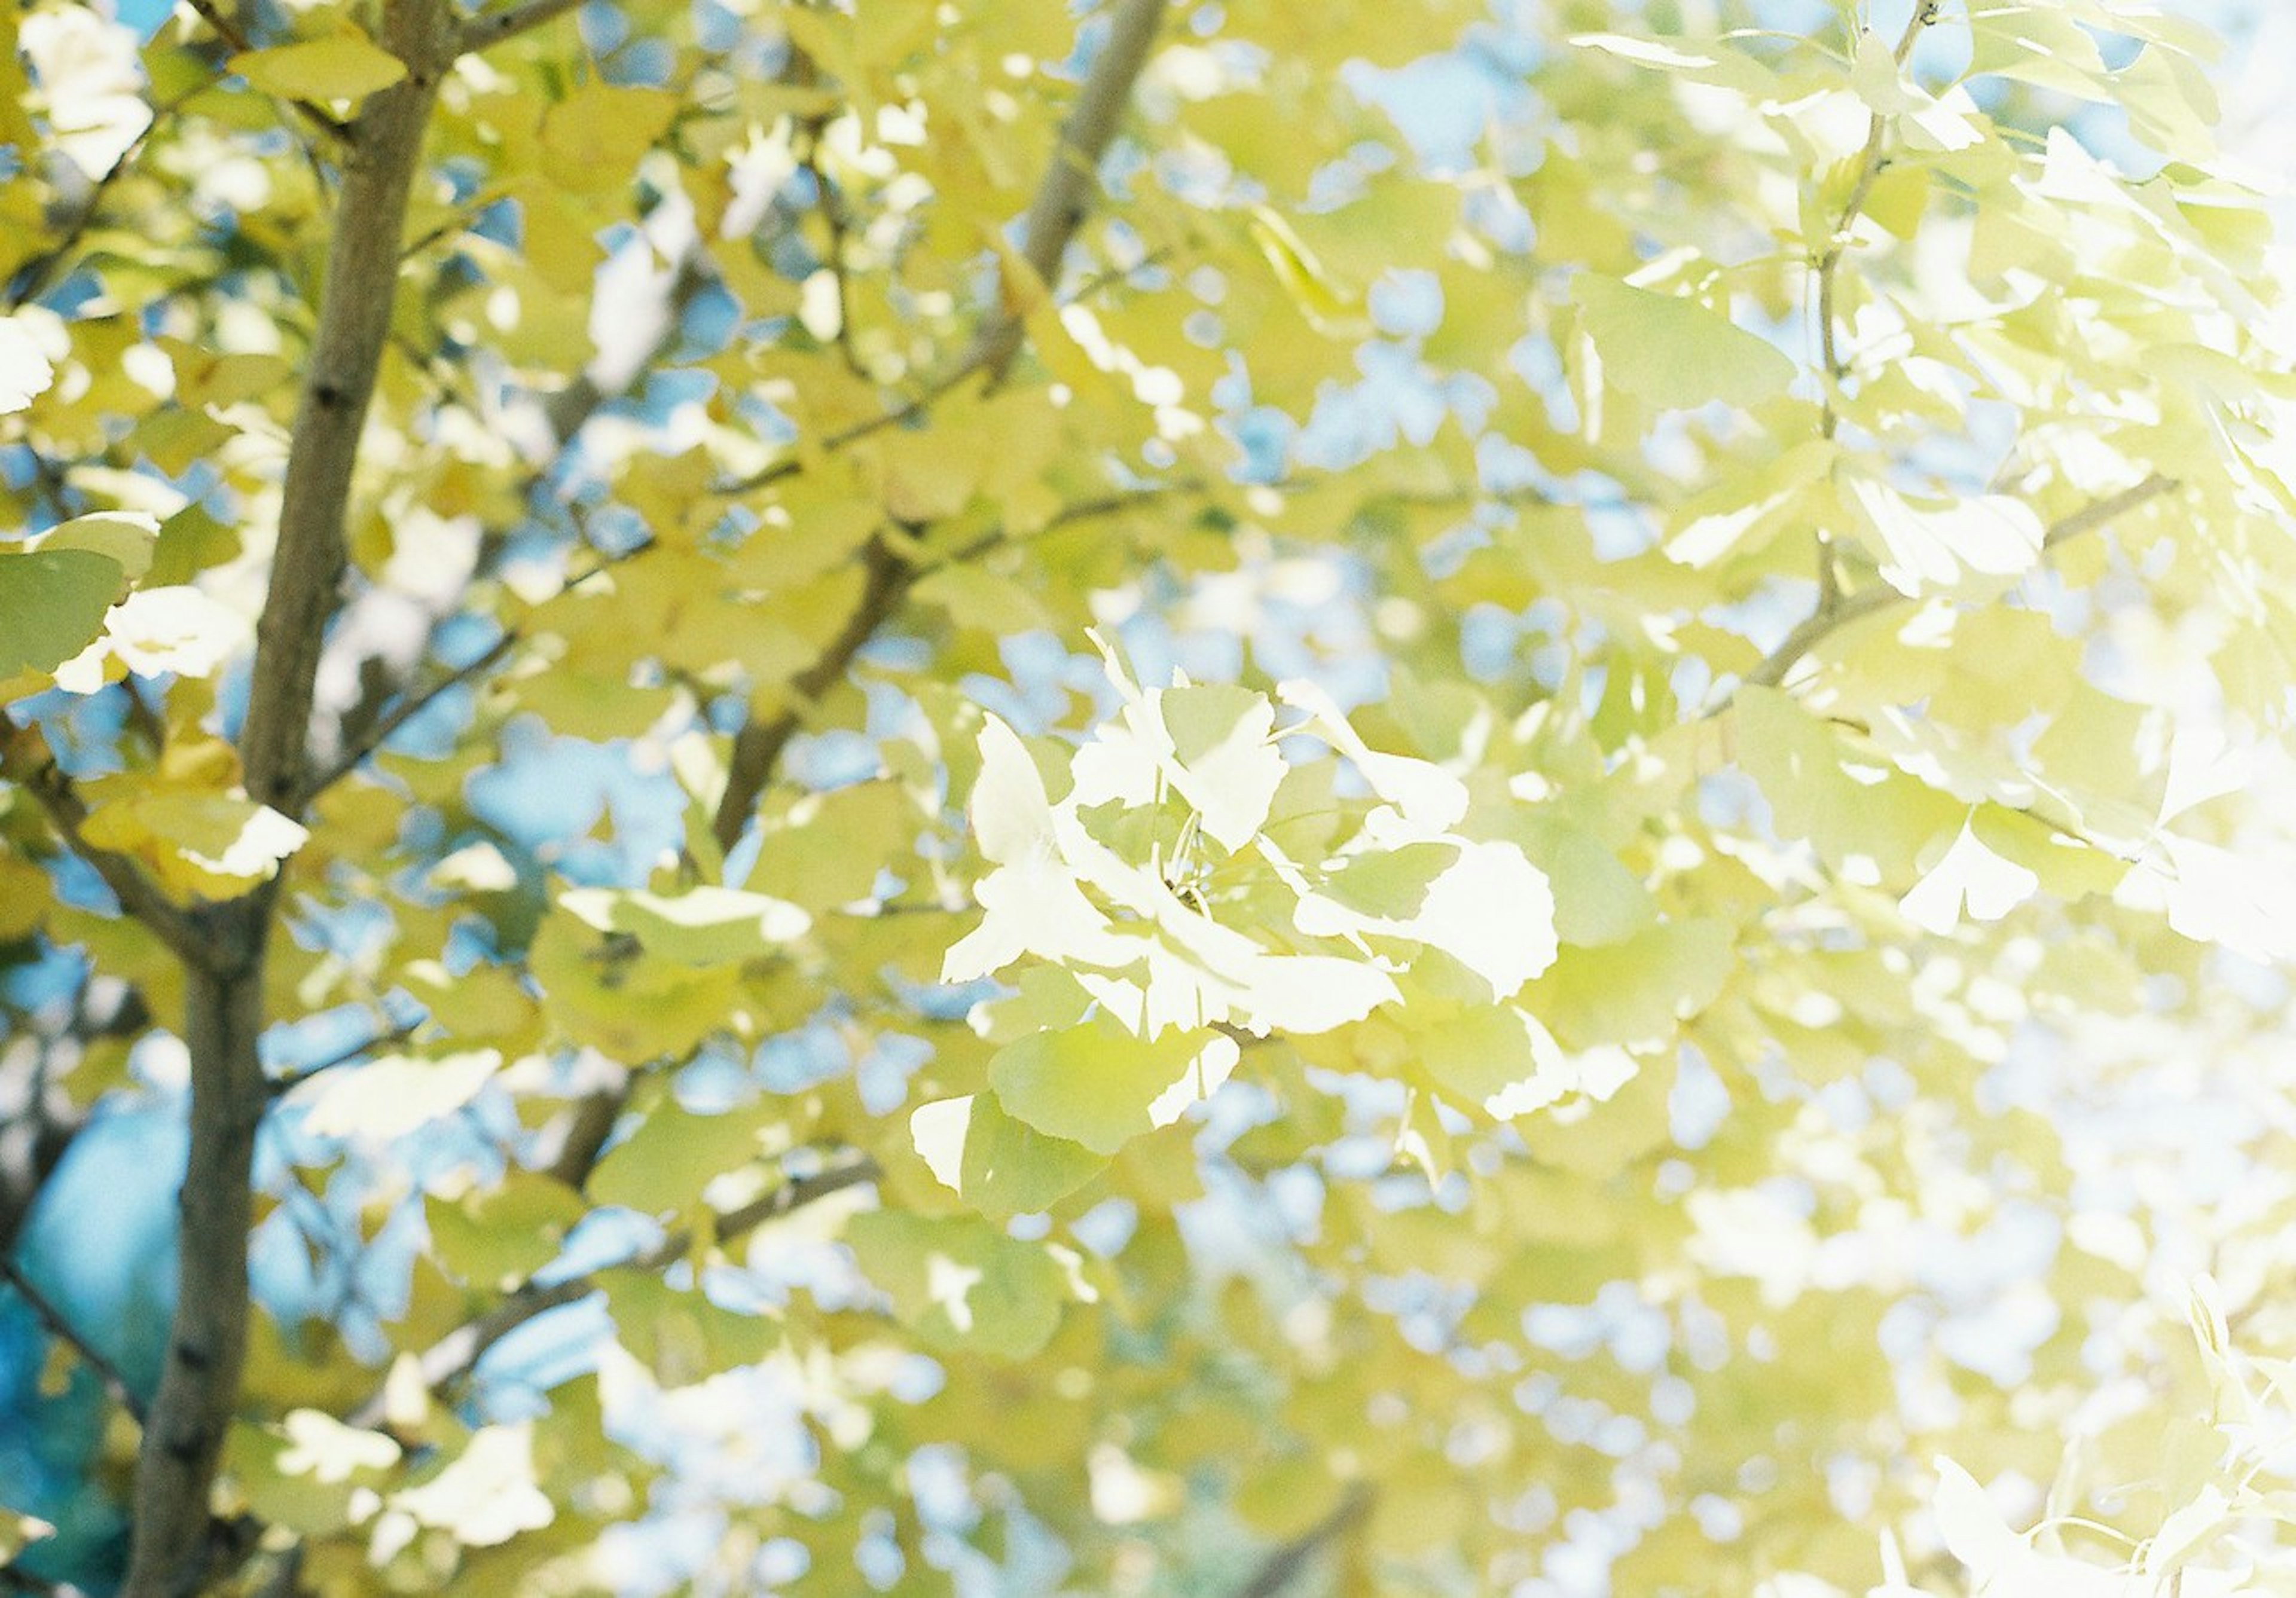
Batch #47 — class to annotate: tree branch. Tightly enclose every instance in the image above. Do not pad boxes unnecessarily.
[295,632,515,810]
[2042,472,2175,551]
[456,0,587,55]
[236,13,449,816]
[262,1017,423,1099]
[0,720,206,969]
[2,1259,145,1425]
[124,3,455,1588]
[1718,474,2178,708]
[707,0,1171,854]
[347,1157,877,1428]
[1232,1483,1372,1598]
[966,0,1172,383]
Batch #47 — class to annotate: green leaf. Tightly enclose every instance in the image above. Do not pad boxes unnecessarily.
[297,1050,502,1142]
[39,513,155,586]
[910,1093,1108,1219]
[0,548,121,676]
[231,32,408,103]
[588,1097,775,1215]
[1416,1004,1634,1119]
[1524,919,1733,1048]
[1898,814,2039,933]
[426,1173,588,1291]
[845,1210,1067,1359]
[78,792,307,903]
[988,1015,1239,1156]
[558,885,810,965]
[598,1270,778,1386]
[146,505,243,588]
[539,83,680,191]
[1571,274,1796,411]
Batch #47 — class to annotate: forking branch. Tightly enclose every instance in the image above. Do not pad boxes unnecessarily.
[1720,473,2179,708]
[706,0,1176,858]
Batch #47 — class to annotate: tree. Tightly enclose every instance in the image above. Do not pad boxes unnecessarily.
[1,0,2292,1592]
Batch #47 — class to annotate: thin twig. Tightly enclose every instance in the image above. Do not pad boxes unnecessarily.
[2042,472,2175,551]
[1233,1483,1373,1598]
[0,720,207,969]
[706,0,1173,853]
[456,0,587,54]
[7,72,207,309]
[0,1565,83,1597]
[1716,474,2178,708]
[347,1157,878,1426]
[185,0,355,147]
[262,1018,423,1098]
[2,1259,145,1425]
[295,632,516,808]
[1809,4,1938,593]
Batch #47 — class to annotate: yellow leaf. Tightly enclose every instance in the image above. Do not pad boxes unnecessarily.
[231,32,407,104]
[80,792,309,903]
[539,83,679,193]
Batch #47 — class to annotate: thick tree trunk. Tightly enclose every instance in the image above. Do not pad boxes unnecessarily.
[120,0,450,1585]
[121,940,264,1597]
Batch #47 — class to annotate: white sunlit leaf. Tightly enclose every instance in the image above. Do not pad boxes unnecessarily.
[1413,841,1560,998]
[1931,1458,2022,1578]
[1277,677,1468,831]
[297,1051,503,1142]
[970,715,1058,866]
[389,1424,554,1548]
[1898,820,2041,934]
[1842,475,2046,600]
[0,318,53,414]
[942,851,1135,982]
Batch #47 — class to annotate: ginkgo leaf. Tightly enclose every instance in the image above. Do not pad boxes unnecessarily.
[588,1098,776,1215]
[941,849,1137,983]
[989,1016,1239,1155]
[1839,475,2045,598]
[0,548,121,676]
[1417,1004,1574,1117]
[78,792,307,903]
[1410,842,1560,999]
[231,32,407,103]
[1525,919,1733,1048]
[1931,1458,2021,1576]
[36,511,155,582]
[1568,33,1720,71]
[910,1093,1107,1218]
[389,1426,553,1548]
[0,319,54,414]
[558,885,810,965]
[101,587,248,680]
[1849,26,1919,115]
[1157,684,1284,851]
[1235,954,1400,1034]
[846,1210,1067,1359]
[297,1051,502,1142]
[1571,274,1796,411]
[1277,678,1468,830]
[1898,818,2040,933]
[540,83,679,192]
[599,1270,777,1386]
[969,714,1058,866]
[2142,1483,2231,1577]
[425,1174,588,1290]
